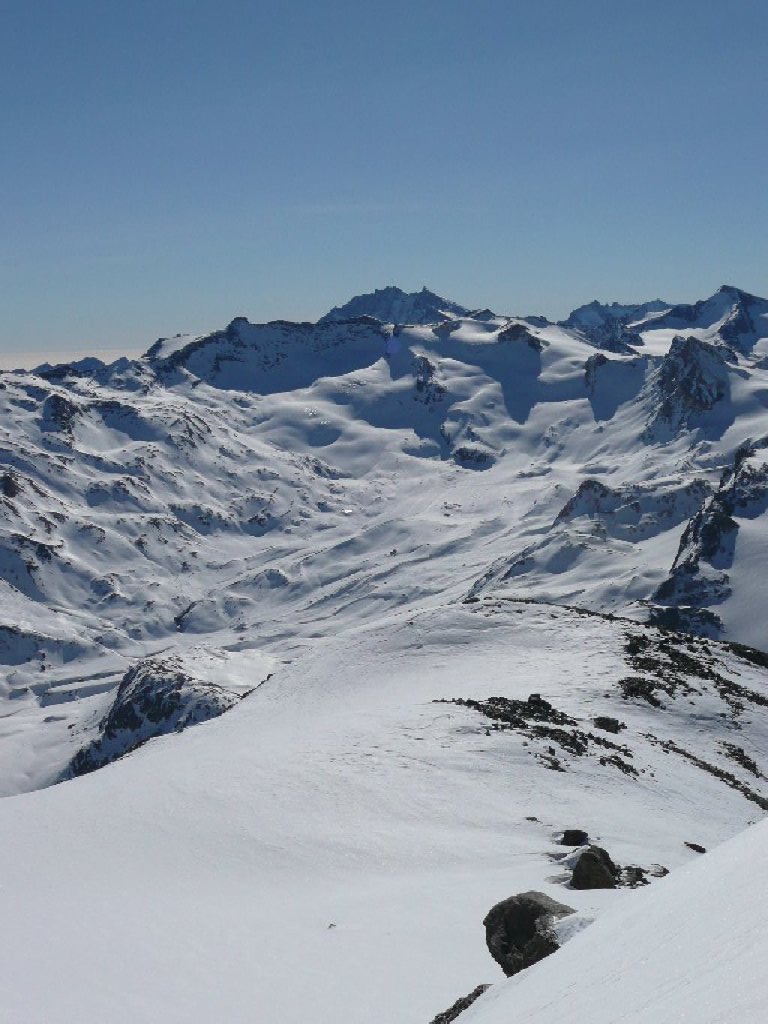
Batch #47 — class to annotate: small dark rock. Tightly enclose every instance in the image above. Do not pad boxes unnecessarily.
[593,716,625,734]
[685,842,707,854]
[1,471,20,498]
[483,891,574,978]
[571,845,619,889]
[429,984,491,1024]
[560,829,589,846]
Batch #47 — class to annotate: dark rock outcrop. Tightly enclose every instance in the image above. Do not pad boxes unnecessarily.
[622,866,649,887]
[593,716,624,734]
[646,335,732,436]
[497,322,544,351]
[559,298,668,352]
[651,442,768,635]
[40,393,81,434]
[68,656,245,777]
[483,891,574,977]
[570,845,619,889]
[451,445,494,469]
[429,984,491,1024]
[1,471,20,498]
[560,829,589,846]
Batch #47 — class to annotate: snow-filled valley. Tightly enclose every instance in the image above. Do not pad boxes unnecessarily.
[1,283,768,1022]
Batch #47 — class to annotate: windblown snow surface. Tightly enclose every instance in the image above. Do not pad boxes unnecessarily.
[1,284,768,1022]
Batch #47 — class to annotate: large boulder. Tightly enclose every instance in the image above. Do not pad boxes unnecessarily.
[483,891,574,977]
[571,845,619,889]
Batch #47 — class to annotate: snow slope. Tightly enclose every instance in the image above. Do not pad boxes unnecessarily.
[1,601,767,1023]
[464,815,768,1024]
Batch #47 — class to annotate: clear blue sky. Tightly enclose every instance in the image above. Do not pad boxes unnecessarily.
[2,0,767,357]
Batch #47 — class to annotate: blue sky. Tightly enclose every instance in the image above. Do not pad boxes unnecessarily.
[2,0,767,357]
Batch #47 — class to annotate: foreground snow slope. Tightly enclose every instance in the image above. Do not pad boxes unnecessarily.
[0,601,766,1023]
[464,815,768,1024]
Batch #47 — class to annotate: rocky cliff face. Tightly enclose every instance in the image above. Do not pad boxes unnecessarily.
[651,442,768,635]
[559,298,669,352]
[644,335,733,436]
[68,656,246,776]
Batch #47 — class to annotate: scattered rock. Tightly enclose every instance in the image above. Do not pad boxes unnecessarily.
[598,753,639,777]
[440,694,637,778]
[685,841,707,854]
[483,891,574,977]
[622,866,649,888]
[593,716,625,734]
[619,675,665,707]
[643,733,768,811]
[721,742,763,779]
[570,845,619,889]
[429,984,491,1024]
[560,829,589,846]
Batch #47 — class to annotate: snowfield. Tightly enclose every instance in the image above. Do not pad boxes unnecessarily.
[1,284,767,1021]
[2,601,768,1023]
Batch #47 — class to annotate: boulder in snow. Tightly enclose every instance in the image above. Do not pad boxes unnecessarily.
[571,845,619,889]
[483,890,574,977]
[560,829,590,846]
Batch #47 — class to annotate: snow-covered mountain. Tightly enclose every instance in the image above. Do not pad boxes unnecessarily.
[319,284,475,324]
[558,297,669,351]
[1,283,768,1021]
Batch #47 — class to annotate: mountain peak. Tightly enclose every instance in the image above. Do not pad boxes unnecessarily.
[319,285,471,325]
[715,283,761,305]
[559,297,670,351]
